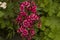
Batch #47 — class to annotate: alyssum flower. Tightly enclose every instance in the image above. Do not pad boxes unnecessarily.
[0,2,7,9]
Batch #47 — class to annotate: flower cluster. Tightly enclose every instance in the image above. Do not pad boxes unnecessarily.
[16,1,41,40]
[0,2,7,9]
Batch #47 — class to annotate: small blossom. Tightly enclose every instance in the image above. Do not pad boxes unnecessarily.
[23,19,31,28]
[16,15,23,23]
[0,2,7,9]
[20,12,28,17]
[23,1,30,6]
[2,6,7,9]
[31,5,37,13]
[19,26,25,32]
[27,18,33,24]
[21,28,28,36]
[29,13,39,21]
[25,1,30,8]
[0,2,2,4]
[20,4,25,11]
[30,29,35,36]
[27,36,31,40]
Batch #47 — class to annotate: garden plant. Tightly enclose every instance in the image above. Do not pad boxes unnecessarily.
[0,0,60,40]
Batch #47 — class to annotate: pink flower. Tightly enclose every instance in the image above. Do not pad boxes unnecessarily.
[30,29,35,36]
[27,7,31,11]
[27,18,33,24]
[17,26,24,33]
[29,14,39,21]
[21,29,28,36]
[16,15,23,23]
[31,5,37,13]
[19,26,25,32]
[23,19,31,28]
[20,4,25,11]
[20,12,28,17]
[27,36,32,40]
[24,1,30,8]
[17,26,29,36]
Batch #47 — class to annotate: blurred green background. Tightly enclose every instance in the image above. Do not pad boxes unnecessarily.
[0,0,60,40]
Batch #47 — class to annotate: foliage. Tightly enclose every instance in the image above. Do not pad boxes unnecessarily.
[34,0,60,40]
[0,0,19,40]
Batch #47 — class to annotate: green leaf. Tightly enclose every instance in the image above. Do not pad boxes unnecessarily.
[1,22,6,29]
[0,37,4,40]
[0,11,4,17]
[57,12,60,17]
[48,32,55,39]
